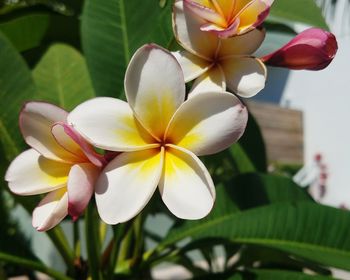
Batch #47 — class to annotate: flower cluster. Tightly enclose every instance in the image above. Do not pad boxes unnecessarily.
[5,0,338,230]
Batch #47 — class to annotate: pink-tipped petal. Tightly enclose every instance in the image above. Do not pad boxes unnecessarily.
[201,18,240,38]
[261,28,338,70]
[32,188,68,231]
[236,0,270,34]
[20,102,79,163]
[5,149,70,195]
[184,0,227,27]
[173,0,219,59]
[67,163,100,220]
[54,122,106,167]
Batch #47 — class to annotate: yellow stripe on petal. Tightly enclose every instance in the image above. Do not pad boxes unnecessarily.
[6,149,70,195]
[118,113,157,146]
[166,92,248,156]
[237,0,267,32]
[68,97,157,152]
[125,45,186,141]
[159,145,215,219]
[136,90,179,140]
[95,148,164,224]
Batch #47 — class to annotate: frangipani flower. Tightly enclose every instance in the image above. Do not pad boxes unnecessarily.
[183,0,274,38]
[68,44,248,224]
[262,28,338,70]
[173,0,267,98]
[5,102,105,231]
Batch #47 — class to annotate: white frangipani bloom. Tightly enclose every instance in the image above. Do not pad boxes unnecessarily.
[5,102,104,231]
[173,0,267,97]
[68,44,248,224]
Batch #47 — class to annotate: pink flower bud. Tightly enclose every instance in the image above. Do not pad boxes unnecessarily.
[261,28,338,70]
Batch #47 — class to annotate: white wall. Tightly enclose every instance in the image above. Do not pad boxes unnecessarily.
[256,0,350,208]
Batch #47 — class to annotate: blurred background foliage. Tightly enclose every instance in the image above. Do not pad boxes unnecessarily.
[0,0,349,279]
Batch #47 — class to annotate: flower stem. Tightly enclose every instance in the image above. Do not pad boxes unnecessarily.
[0,251,73,280]
[85,204,103,280]
[47,226,75,274]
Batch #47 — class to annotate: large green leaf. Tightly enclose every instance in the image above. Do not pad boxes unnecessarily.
[162,201,350,270]
[269,0,329,30]
[243,269,334,280]
[0,31,37,161]
[229,173,312,210]
[81,0,173,98]
[0,13,50,52]
[32,43,95,110]
[238,113,267,173]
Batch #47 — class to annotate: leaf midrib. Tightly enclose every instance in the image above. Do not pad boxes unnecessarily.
[0,119,19,161]
[119,0,130,64]
[161,205,350,259]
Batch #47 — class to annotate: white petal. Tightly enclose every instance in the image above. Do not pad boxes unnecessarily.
[172,50,212,82]
[95,148,164,224]
[67,163,100,220]
[125,44,185,140]
[166,92,248,156]
[189,65,226,97]
[5,149,70,195]
[173,0,219,59]
[68,97,157,152]
[221,57,267,97]
[20,102,78,163]
[218,29,266,57]
[159,145,215,219]
[32,188,68,231]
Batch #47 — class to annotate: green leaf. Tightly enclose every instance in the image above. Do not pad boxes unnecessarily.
[81,0,173,98]
[162,197,350,270]
[230,173,313,210]
[32,43,95,110]
[0,13,50,52]
[0,251,73,280]
[243,269,335,280]
[238,113,267,172]
[0,31,37,161]
[269,0,329,30]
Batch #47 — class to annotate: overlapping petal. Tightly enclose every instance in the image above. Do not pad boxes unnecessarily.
[20,102,80,163]
[68,97,157,152]
[237,0,270,33]
[5,149,70,195]
[218,28,266,57]
[166,92,247,156]
[125,45,186,140]
[67,163,100,220]
[173,0,219,58]
[52,122,86,159]
[221,56,267,97]
[159,145,215,219]
[189,66,226,96]
[95,148,164,224]
[52,122,105,167]
[172,50,212,82]
[32,188,68,231]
